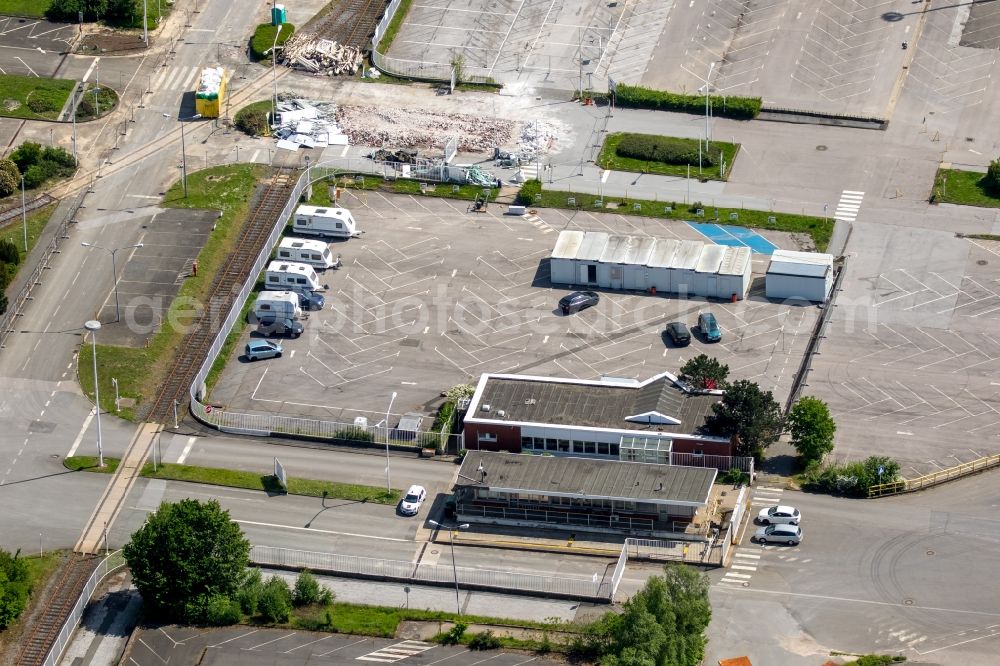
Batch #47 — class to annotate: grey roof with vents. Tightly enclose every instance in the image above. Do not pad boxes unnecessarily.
[472,376,719,434]
[456,451,715,506]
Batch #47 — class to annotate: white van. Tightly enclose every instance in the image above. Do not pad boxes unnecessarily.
[292,205,358,239]
[264,261,323,291]
[277,236,335,269]
[254,291,302,320]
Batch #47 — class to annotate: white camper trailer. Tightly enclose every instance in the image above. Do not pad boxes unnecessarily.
[292,205,358,239]
[265,261,323,291]
[254,291,303,320]
[277,236,335,269]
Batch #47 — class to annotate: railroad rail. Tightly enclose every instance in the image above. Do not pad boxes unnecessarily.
[303,0,388,50]
[143,168,298,423]
[16,554,99,666]
[0,193,56,227]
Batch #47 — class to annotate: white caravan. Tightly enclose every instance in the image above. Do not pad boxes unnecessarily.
[277,236,335,269]
[292,205,358,239]
[264,261,323,291]
[253,291,302,320]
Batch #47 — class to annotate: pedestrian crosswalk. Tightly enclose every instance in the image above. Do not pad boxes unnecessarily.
[834,189,864,222]
[525,213,555,234]
[717,485,786,588]
[149,65,204,93]
[356,640,435,662]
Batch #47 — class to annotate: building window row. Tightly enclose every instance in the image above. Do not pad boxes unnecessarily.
[521,436,619,457]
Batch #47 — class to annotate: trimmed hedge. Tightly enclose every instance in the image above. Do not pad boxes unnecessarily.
[250,23,295,61]
[615,133,718,167]
[607,84,762,120]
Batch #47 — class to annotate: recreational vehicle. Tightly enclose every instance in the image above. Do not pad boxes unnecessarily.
[264,261,323,291]
[277,237,335,269]
[253,291,302,321]
[292,205,358,239]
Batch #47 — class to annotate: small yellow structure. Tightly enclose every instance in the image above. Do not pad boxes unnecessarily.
[194,67,227,118]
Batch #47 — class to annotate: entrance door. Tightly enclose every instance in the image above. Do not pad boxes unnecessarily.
[586,264,597,284]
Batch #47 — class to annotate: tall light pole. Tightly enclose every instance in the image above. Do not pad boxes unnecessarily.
[142,0,148,46]
[81,242,144,322]
[179,113,202,197]
[84,320,104,468]
[704,61,716,144]
[429,520,470,615]
[21,174,27,253]
[384,391,397,492]
[269,24,284,126]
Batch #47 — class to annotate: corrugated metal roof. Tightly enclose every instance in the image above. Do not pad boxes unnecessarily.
[696,244,726,273]
[628,236,657,266]
[768,249,832,278]
[672,240,704,270]
[719,246,751,276]
[456,451,716,506]
[577,232,609,261]
[647,239,679,268]
[600,235,633,264]
[552,230,585,259]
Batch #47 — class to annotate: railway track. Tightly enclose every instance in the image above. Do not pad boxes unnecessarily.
[303,0,388,51]
[15,554,99,666]
[143,167,298,423]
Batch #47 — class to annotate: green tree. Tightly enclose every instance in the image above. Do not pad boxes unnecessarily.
[788,396,836,464]
[0,159,19,199]
[47,0,111,21]
[293,570,320,606]
[589,565,711,666]
[122,499,250,623]
[0,239,19,266]
[678,354,729,390]
[8,142,41,174]
[706,379,784,459]
[0,549,30,630]
[259,575,292,623]
[986,158,1000,193]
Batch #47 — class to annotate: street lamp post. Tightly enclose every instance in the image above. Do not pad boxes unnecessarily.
[81,242,144,322]
[84,320,104,468]
[142,0,149,46]
[384,391,397,492]
[21,174,27,253]
[179,113,202,197]
[269,24,284,126]
[704,61,716,144]
[429,520,470,615]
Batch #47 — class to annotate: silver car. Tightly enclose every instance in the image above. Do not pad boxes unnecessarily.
[753,524,802,545]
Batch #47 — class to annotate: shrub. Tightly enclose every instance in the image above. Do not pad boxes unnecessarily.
[800,456,900,497]
[205,594,243,625]
[0,159,18,198]
[418,431,442,450]
[293,570,321,606]
[27,97,58,114]
[468,631,502,650]
[237,568,264,615]
[250,23,295,61]
[9,142,42,174]
[21,164,51,189]
[612,84,762,119]
[41,146,77,169]
[0,240,19,266]
[0,293,7,316]
[333,427,374,443]
[615,133,717,167]
[516,179,542,205]
[718,468,749,486]
[234,102,272,137]
[258,575,292,623]
[845,656,906,666]
[985,159,1000,194]
[440,622,467,645]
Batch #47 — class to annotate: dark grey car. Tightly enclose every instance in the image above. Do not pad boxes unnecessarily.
[664,322,691,346]
[559,291,599,315]
[257,316,304,338]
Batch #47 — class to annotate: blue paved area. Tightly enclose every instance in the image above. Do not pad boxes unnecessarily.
[686,221,778,254]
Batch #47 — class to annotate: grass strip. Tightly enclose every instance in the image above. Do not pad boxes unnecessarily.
[64,456,400,504]
[518,180,832,251]
[250,23,295,61]
[77,164,265,421]
[0,74,74,120]
[392,179,498,202]
[0,0,51,17]
[376,0,413,53]
[932,168,1000,208]
[0,202,57,271]
[596,132,739,181]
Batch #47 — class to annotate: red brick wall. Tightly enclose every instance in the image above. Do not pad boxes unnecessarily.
[463,422,522,452]
[672,437,732,456]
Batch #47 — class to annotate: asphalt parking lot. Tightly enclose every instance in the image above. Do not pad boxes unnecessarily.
[80,208,218,346]
[125,625,561,666]
[209,192,818,427]
[0,15,76,77]
[806,227,1000,477]
[386,0,624,91]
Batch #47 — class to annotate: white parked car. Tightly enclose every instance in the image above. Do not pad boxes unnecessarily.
[757,505,800,525]
[399,485,427,516]
[753,524,802,546]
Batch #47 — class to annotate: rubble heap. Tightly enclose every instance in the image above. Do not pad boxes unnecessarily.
[283,35,364,76]
[335,105,516,152]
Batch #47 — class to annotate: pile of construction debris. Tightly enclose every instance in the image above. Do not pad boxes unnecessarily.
[272,97,349,151]
[335,105,516,152]
[282,35,364,76]
[369,148,419,164]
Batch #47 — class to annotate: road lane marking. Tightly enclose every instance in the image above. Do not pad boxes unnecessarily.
[82,57,100,82]
[67,407,96,457]
[236,520,410,542]
[176,436,196,464]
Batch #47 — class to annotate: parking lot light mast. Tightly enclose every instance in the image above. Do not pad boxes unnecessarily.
[385,391,397,492]
[81,242,144,322]
[84,320,104,468]
[21,175,27,252]
[269,24,284,125]
[429,520,470,615]
[179,113,202,198]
